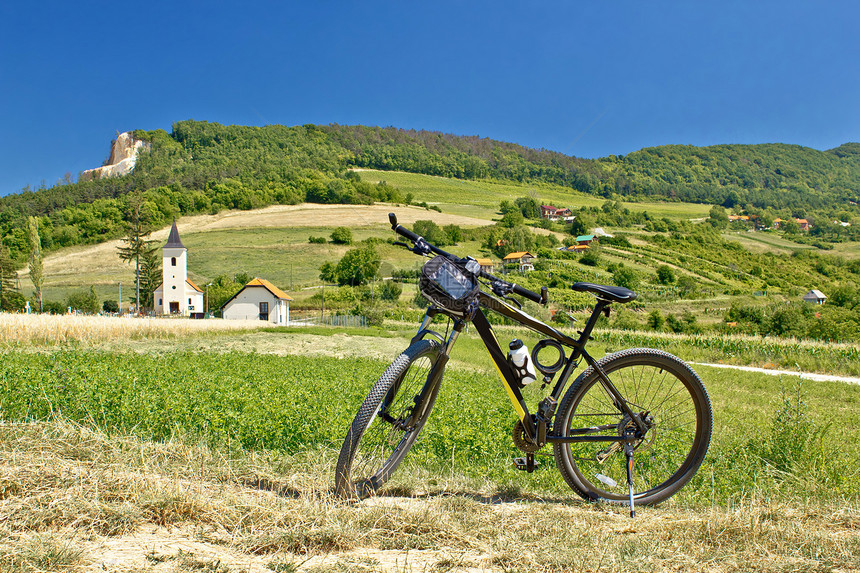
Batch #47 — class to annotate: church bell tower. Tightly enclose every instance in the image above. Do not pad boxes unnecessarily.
[162,220,188,314]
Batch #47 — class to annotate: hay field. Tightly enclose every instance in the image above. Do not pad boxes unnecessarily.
[0,313,267,346]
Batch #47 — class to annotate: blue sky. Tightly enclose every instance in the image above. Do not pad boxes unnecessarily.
[1,1,858,196]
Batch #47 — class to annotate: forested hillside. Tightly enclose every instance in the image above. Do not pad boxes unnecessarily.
[1,120,859,260]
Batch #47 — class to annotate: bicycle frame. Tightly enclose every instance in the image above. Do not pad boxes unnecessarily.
[412,289,647,449]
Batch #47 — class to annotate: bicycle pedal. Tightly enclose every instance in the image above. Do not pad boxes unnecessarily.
[513,457,540,472]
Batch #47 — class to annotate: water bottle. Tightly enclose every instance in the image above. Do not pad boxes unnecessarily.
[508,339,537,385]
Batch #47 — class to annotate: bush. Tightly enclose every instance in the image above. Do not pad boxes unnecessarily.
[102,300,119,313]
[67,287,99,314]
[330,227,353,245]
[612,265,640,290]
[308,236,327,244]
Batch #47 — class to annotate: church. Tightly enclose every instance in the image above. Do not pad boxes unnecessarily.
[152,221,205,317]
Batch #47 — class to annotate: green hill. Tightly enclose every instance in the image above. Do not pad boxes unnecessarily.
[1,120,859,261]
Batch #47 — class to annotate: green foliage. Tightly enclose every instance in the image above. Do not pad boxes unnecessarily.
[3,120,860,263]
[332,245,381,286]
[308,236,327,244]
[102,299,119,313]
[514,196,541,219]
[0,244,19,311]
[647,309,665,330]
[330,227,353,245]
[27,216,44,312]
[378,280,402,301]
[207,274,242,310]
[708,205,729,229]
[67,286,99,314]
[656,265,675,284]
[611,264,640,290]
[412,220,446,245]
[579,249,600,267]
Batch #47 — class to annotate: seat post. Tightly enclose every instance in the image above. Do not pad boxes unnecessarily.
[571,299,611,357]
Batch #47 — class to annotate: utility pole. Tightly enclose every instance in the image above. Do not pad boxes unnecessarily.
[118,282,122,315]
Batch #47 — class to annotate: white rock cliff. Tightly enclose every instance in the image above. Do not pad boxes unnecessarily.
[80,132,150,181]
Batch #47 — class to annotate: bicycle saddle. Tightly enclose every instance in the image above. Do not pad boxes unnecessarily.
[571,282,637,304]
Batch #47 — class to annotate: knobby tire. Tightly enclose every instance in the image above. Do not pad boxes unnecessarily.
[335,339,442,499]
[553,348,712,506]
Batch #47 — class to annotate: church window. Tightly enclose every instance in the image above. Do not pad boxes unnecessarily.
[171,257,176,266]
[188,298,192,305]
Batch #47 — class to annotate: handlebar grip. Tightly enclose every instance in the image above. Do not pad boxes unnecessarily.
[512,283,548,306]
[389,212,421,242]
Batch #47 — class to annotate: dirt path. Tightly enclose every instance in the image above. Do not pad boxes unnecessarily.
[692,361,860,386]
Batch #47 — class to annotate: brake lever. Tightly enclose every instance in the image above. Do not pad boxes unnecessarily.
[502,295,522,309]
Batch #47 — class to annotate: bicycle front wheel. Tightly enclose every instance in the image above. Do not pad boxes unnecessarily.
[335,339,442,499]
[553,348,712,506]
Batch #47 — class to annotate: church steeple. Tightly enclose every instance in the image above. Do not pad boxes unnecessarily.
[164,220,185,249]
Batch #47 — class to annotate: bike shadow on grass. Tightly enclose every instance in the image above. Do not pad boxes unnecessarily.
[334,484,584,506]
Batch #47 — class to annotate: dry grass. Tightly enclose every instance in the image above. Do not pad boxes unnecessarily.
[0,313,268,346]
[0,420,856,573]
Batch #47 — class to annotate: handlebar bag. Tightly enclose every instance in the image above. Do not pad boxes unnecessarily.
[419,255,479,315]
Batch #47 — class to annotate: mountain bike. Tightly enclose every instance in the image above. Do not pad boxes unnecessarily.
[335,214,712,515]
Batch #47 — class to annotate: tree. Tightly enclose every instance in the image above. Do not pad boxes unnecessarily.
[138,243,161,310]
[117,192,155,312]
[612,265,640,290]
[515,196,541,219]
[443,224,462,245]
[103,300,119,313]
[656,265,675,284]
[378,280,402,301]
[647,309,665,330]
[708,205,729,230]
[27,217,44,312]
[501,210,524,228]
[334,245,380,286]
[413,220,445,245]
[0,245,20,311]
[569,214,590,237]
[67,287,99,314]
[330,226,353,245]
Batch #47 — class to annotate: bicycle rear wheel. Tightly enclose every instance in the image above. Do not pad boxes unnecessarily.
[553,348,712,506]
[335,339,442,499]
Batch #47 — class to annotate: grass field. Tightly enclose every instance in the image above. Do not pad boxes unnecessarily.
[0,314,858,571]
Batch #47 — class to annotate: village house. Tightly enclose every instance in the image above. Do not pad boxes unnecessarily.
[802,289,827,305]
[503,251,536,272]
[540,205,573,221]
[576,234,596,246]
[221,278,293,324]
[475,258,495,273]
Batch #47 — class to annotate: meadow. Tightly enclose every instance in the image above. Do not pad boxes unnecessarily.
[1,314,858,571]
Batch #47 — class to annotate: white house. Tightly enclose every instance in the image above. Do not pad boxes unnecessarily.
[153,221,204,317]
[802,289,827,305]
[221,278,293,324]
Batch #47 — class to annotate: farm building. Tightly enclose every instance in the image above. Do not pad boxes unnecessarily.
[475,258,495,273]
[503,251,536,272]
[221,278,293,324]
[153,221,204,317]
[802,289,827,305]
[540,205,573,221]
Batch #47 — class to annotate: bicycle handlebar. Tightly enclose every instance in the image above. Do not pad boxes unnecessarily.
[389,213,548,306]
